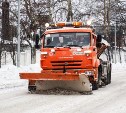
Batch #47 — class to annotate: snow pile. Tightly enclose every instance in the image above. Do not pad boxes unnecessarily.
[0,63,41,89]
[0,65,23,89]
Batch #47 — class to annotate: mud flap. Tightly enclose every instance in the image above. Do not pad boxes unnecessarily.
[35,73,92,92]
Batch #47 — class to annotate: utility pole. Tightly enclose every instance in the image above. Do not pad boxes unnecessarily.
[114,16,117,64]
[17,0,20,67]
[114,0,117,64]
[104,0,107,38]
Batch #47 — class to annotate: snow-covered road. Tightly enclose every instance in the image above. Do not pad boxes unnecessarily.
[0,71,126,113]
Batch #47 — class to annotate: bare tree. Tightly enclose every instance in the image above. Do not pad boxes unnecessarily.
[9,0,52,64]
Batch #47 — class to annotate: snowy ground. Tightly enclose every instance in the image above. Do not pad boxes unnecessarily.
[0,68,126,113]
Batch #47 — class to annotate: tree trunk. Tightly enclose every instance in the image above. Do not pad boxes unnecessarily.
[31,33,36,64]
[0,42,3,68]
[47,0,53,22]
[13,50,16,66]
[0,51,1,68]
[67,0,73,22]
[119,45,122,63]
[31,47,36,64]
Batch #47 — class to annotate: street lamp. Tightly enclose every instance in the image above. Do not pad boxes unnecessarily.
[114,0,118,64]
[17,0,20,67]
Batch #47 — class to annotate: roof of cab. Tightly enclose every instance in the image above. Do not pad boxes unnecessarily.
[44,27,93,34]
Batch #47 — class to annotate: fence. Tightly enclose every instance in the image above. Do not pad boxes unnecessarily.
[1,48,40,66]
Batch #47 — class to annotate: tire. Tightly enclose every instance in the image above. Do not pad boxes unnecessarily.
[103,77,108,85]
[28,85,36,92]
[104,66,109,85]
[106,70,110,85]
[28,80,36,92]
[92,82,99,90]
[98,64,102,87]
[108,65,111,84]
[108,70,111,84]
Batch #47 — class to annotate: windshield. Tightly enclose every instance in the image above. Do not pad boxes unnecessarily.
[44,32,90,48]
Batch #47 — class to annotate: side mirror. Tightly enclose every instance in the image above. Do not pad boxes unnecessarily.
[97,35,102,43]
[96,35,102,48]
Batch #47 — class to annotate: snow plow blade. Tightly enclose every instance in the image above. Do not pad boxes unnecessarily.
[20,72,92,92]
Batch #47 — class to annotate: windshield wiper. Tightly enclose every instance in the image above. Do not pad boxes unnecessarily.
[63,45,71,48]
[54,44,63,48]
[44,45,54,48]
[66,44,82,47]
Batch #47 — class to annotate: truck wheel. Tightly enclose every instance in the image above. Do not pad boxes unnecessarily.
[106,70,110,85]
[92,82,99,90]
[28,85,36,93]
[106,64,111,84]
[98,65,102,87]
[108,66,111,84]
[102,77,108,85]
[28,80,36,93]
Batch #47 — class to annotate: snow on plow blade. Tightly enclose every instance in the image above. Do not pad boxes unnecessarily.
[36,74,92,92]
[20,72,92,92]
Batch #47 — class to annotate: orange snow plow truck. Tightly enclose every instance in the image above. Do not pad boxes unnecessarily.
[20,22,112,93]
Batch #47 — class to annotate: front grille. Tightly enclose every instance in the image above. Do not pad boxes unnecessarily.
[51,60,82,70]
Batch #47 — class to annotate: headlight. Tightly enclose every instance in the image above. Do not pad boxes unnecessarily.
[51,49,55,53]
[85,71,94,76]
[84,50,92,54]
[41,52,48,55]
[84,50,92,56]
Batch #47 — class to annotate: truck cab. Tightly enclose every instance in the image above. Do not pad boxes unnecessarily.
[40,22,100,87]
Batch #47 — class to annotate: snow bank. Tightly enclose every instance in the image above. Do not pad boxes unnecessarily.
[0,63,41,89]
